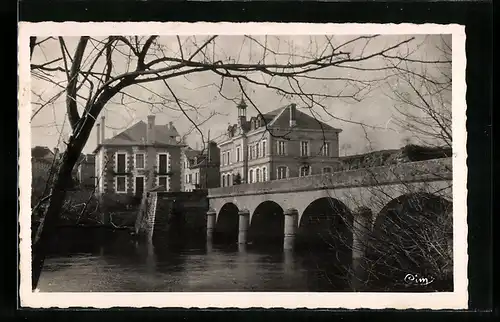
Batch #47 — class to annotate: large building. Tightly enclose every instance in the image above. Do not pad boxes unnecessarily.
[218,98,342,186]
[180,142,221,192]
[93,115,185,196]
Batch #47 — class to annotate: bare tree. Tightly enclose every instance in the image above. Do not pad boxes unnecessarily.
[385,35,452,148]
[29,34,442,289]
[304,156,453,292]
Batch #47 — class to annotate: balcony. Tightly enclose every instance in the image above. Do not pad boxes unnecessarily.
[108,168,132,176]
[155,170,174,176]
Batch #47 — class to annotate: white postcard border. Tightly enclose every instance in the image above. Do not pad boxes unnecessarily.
[18,22,468,309]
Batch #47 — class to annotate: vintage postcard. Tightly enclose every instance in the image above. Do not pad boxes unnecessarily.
[18,22,467,309]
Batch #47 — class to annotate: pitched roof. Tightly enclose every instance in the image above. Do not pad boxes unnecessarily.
[268,105,342,132]
[31,146,54,159]
[183,147,202,158]
[100,120,183,147]
[226,104,342,137]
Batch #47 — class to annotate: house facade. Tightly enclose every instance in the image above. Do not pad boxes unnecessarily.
[93,115,184,197]
[181,142,221,192]
[76,154,96,189]
[218,99,342,186]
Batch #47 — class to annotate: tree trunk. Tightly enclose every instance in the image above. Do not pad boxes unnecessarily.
[31,138,82,290]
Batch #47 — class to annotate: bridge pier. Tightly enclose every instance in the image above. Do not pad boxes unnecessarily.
[206,208,216,243]
[351,207,373,291]
[238,209,250,244]
[284,208,299,250]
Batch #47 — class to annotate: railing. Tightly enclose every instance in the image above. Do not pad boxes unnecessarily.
[208,157,452,198]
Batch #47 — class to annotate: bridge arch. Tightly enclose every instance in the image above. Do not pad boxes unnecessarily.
[249,201,285,247]
[298,197,353,251]
[368,192,453,291]
[215,202,240,244]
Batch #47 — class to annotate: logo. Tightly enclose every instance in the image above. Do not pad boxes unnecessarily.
[404,273,435,286]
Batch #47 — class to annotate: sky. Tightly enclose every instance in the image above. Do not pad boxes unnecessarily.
[29,34,451,155]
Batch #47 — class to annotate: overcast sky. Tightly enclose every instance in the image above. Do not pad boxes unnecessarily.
[29,34,450,155]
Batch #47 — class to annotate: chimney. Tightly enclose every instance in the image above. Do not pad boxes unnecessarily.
[168,121,173,130]
[208,141,218,163]
[289,103,297,127]
[100,116,105,142]
[147,115,156,144]
[96,123,101,146]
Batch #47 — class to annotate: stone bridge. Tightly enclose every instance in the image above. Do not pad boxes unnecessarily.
[209,158,452,218]
[206,158,452,289]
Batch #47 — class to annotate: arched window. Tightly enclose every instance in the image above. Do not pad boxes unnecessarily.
[226,174,231,187]
[255,168,261,182]
[300,165,311,177]
[322,166,332,174]
[262,167,267,181]
[221,174,225,187]
[277,166,287,180]
[231,173,235,185]
[248,169,253,183]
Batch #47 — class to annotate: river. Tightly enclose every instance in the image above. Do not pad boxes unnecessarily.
[37,227,352,292]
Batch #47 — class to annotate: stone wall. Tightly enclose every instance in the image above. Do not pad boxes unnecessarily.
[136,191,209,240]
[135,192,158,238]
[209,157,452,199]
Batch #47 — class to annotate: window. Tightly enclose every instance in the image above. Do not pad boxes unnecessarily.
[248,169,253,183]
[115,176,127,193]
[322,142,331,157]
[256,142,260,158]
[116,152,127,173]
[195,172,199,184]
[277,166,287,180]
[247,146,251,160]
[262,140,267,157]
[158,176,169,190]
[236,146,241,162]
[135,153,145,169]
[301,141,309,157]
[188,173,192,183]
[134,176,145,195]
[262,167,267,181]
[158,153,168,173]
[277,141,286,155]
[322,167,333,174]
[221,174,225,187]
[227,174,231,187]
[300,165,311,177]
[255,168,261,182]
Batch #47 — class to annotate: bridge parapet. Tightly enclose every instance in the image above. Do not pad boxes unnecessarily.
[208,158,452,198]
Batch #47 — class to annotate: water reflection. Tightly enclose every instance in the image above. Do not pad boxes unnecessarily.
[38,229,349,292]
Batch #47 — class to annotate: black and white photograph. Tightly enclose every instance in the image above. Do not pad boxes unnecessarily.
[19,22,467,309]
